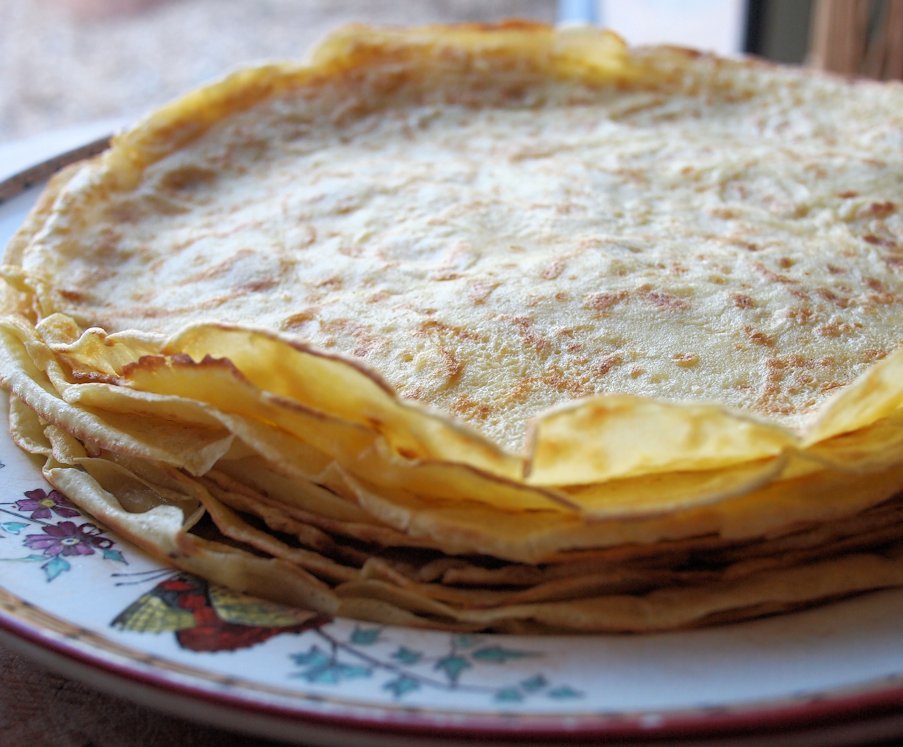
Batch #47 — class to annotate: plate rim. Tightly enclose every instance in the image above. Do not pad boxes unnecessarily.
[3,583,903,743]
[0,133,112,204]
[2,138,903,743]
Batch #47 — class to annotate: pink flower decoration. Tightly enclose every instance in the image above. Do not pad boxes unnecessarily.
[15,489,80,521]
[25,521,114,557]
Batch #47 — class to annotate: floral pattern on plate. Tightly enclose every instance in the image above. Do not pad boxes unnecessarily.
[1,486,127,581]
[108,569,584,704]
[287,625,583,704]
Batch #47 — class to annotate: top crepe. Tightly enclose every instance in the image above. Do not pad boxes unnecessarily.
[3,22,903,464]
[2,23,903,632]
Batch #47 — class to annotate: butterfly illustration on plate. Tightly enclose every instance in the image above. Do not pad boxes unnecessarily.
[111,572,329,653]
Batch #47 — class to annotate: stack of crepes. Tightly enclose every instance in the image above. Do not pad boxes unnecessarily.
[2,23,903,632]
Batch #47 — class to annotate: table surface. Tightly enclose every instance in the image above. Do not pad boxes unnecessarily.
[0,643,290,746]
[0,0,555,144]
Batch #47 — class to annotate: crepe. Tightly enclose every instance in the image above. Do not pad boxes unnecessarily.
[1,22,902,632]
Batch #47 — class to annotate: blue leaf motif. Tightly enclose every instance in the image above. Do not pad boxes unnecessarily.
[383,676,420,699]
[520,674,548,692]
[281,631,572,707]
[290,645,371,684]
[472,645,537,664]
[494,687,524,703]
[434,654,471,684]
[102,548,127,564]
[349,625,381,645]
[1,522,29,535]
[302,662,371,684]
[548,685,583,699]
[391,646,422,665]
[42,555,70,582]
[291,645,331,668]
[335,663,371,680]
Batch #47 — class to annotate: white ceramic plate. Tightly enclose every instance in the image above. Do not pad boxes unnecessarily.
[1,143,903,746]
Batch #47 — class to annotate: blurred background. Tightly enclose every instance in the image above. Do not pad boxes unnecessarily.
[0,0,900,146]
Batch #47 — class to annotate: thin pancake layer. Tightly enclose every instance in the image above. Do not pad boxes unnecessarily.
[12,25,903,452]
[2,23,903,633]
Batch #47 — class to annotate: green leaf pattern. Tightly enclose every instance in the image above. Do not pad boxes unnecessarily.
[42,555,70,582]
[289,626,583,705]
[350,625,381,645]
[291,644,371,684]
[383,676,420,698]
[434,653,472,683]
[391,646,422,665]
[472,645,538,664]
